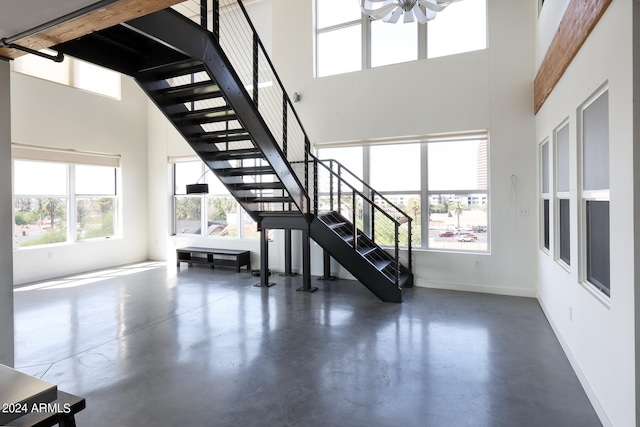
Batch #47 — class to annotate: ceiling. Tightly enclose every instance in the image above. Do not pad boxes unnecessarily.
[0,0,100,40]
[0,0,186,60]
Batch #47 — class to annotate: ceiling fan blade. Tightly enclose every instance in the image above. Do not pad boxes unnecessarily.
[383,7,404,23]
[418,0,447,12]
[412,4,430,23]
[403,10,415,23]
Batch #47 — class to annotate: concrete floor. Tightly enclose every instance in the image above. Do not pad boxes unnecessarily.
[14,261,601,427]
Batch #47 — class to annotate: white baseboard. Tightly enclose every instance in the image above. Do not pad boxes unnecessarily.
[414,279,537,298]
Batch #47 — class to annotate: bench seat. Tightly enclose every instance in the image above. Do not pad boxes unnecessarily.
[176,247,251,272]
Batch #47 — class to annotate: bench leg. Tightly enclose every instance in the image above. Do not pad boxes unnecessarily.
[59,415,78,427]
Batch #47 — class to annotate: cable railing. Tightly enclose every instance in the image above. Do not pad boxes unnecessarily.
[173,0,411,281]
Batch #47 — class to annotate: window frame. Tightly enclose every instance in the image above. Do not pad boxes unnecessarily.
[578,85,610,299]
[171,159,258,240]
[12,154,121,249]
[314,0,486,78]
[540,139,551,253]
[317,133,489,253]
[554,121,571,268]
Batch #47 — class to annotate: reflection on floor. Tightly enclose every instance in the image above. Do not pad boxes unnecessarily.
[14,262,601,427]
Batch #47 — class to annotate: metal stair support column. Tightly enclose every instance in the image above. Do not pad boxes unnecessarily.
[280,229,295,277]
[317,250,336,281]
[255,228,275,288]
[297,228,317,293]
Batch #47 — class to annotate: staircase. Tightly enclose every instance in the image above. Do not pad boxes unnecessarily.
[53,2,413,302]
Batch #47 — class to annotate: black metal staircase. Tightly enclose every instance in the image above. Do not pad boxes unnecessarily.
[53,2,413,302]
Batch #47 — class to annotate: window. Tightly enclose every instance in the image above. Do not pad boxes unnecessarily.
[315,0,487,77]
[172,160,258,239]
[427,139,488,251]
[555,123,570,265]
[317,134,488,252]
[580,88,609,297]
[315,0,362,77]
[540,140,550,251]
[12,153,120,248]
[12,52,121,99]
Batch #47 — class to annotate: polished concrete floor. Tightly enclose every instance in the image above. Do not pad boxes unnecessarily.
[14,261,601,427]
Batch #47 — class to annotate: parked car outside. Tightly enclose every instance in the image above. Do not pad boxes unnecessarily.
[457,233,478,242]
[439,231,454,237]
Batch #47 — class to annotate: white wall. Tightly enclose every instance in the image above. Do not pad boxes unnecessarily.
[535,2,634,426]
[269,0,538,296]
[11,73,150,285]
[1,60,14,366]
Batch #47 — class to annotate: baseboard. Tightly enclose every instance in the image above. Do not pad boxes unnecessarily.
[537,298,612,427]
[415,279,537,298]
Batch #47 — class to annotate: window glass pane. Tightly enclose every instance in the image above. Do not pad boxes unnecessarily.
[207,196,238,237]
[14,161,67,195]
[175,196,202,234]
[242,210,259,238]
[206,170,231,195]
[428,140,487,191]
[14,197,68,247]
[73,60,121,99]
[543,199,550,250]
[583,91,609,191]
[586,200,609,295]
[317,0,361,28]
[427,193,488,251]
[373,194,421,248]
[559,198,570,265]
[76,165,116,195]
[371,20,418,67]
[556,124,570,192]
[13,51,70,85]
[541,142,549,194]
[174,162,203,195]
[317,25,362,77]
[318,146,364,191]
[77,197,115,239]
[371,143,420,191]
[427,0,487,59]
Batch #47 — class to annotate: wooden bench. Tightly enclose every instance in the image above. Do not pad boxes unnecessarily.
[176,247,251,272]
[10,390,86,427]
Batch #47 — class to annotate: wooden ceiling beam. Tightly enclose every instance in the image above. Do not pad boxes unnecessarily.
[0,0,185,60]
[533,0,613,114]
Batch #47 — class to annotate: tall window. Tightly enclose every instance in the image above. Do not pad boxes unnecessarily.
[172,160,258,239]
[12,52,121,99]
[315,0,487,77]
[317,134,488,252]
[427,139,488,251]
[555,123,570,266]
[13,153,119,248]
[580,88,609,297]
[540,140,550,251]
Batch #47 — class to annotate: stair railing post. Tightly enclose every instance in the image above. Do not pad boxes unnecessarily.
[328,160,334,212]
[200,0,208,30]
[253,33,259,106]
[371,206,376,245]
[212,0,219,41]
[282,97,288,157]
[352,190,358,250]
[395,222,400,287]
[408,218,412,273]
[313,158,318,215]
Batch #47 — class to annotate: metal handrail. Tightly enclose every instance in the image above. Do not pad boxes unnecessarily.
[179,0,411,279]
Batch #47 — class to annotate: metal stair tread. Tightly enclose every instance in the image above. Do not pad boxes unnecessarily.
[139,60,207,80]
[201,148,263,161]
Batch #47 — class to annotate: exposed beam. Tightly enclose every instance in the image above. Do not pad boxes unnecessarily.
[534,0,613,114]
[0,0,184,60]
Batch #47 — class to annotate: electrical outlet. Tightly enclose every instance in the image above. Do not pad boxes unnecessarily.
[474,260,481,269]
[518,207,529,216]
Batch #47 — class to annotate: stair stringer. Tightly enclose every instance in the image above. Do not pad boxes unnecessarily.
[124,8,310,216]
[309,217,403,303]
